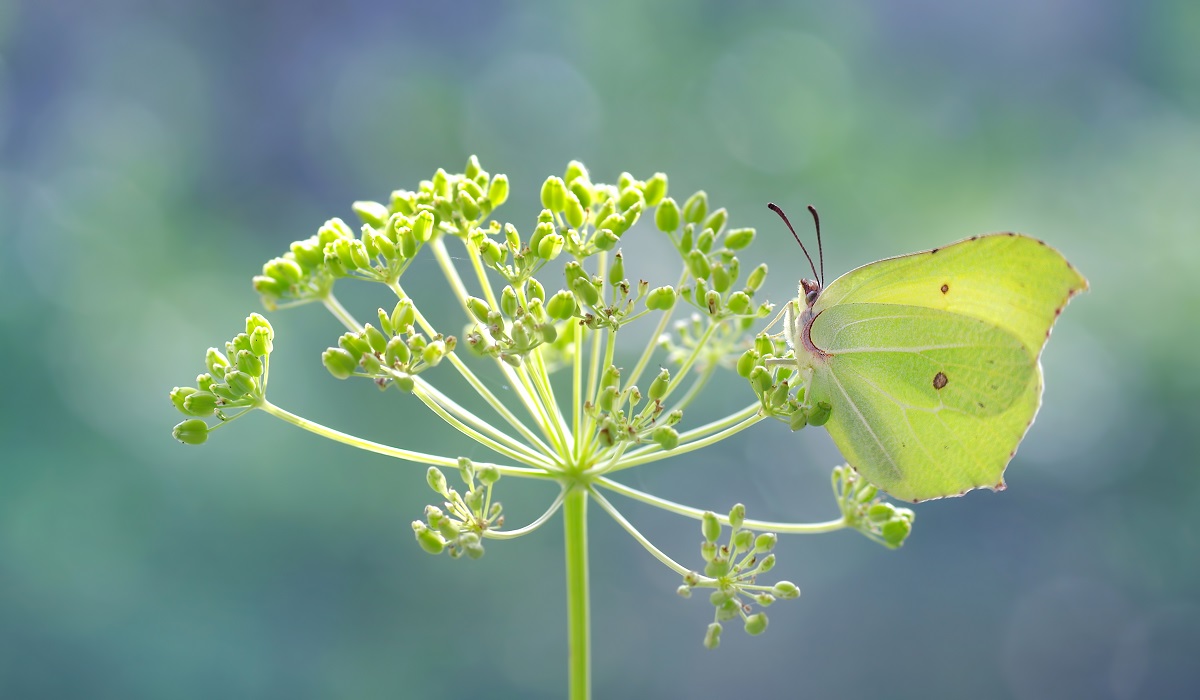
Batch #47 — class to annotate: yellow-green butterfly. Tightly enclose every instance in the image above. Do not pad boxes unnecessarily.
[770,204,1087,503]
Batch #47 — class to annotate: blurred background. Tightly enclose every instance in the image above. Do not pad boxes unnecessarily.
[3,0,1198,697]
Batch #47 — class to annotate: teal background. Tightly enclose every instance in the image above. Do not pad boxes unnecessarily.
[3,1,1199,698]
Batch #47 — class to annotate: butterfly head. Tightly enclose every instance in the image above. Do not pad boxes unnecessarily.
[800,278,821,308]
[768,202,826,310]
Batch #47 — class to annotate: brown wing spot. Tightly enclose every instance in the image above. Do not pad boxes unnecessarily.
[933,372,948,390]
[940,283,949,294]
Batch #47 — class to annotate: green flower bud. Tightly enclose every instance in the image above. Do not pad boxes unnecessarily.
[479,238,504,266]
[235,350,263,377]
[881,517,912,547]
[318,218,355,244]
[608,251,625,286]
[700,540,717,564]
[655,197,680,232]
[539,322,557,343]
[808,400,832,427]
[464,539,485,559]
[696,229,715,255]
[196,373,215,392]
[394,374,415,392]
[679,224,694,253]
[538,232,565,260]
[323,348,358,379]
[170,386,197,414]
[546,290,577,320]
[172,419,209,445]
[359,325,386,355]
[789,409,808,431]
[754,334,774,357]
[391,299,416,331]
[601,365,620,391]
[460,177,484,203]
[757,581,796,603]
[569,180,593,209]
[422,339,446,366]
[205,348,230,376]
[704,622,723,650]
[431,168,450,196]
[682,191,708,224]
[597,385,619,413]
[648,368,670,402]
[565,160,589,185]
[263,256,303,285]
[413,522,447,555]
[252,275,288,299]
[463,154,483,179]
[617,187,643,212]
[477,464,500,485]
[724,227,755,250]
[412,210,435,242]
[702,511,721,543]
[754,532,778,553]
[711,264,732,294]
[526,278,545,303]
[427,466,448,496]
[572,277,601,308]
[643,172,667,206]
[769,379,790,408]
[728,503,745,530]
[736,350,759,379]
[466,296,491,324]
[704,289,722,315]
[732,529,754,553]
[746,263,768,293]
[487,173,509,208]
[457,190,481,220]
[290,239,325,269]
[867,502,897,524]
[541,176,568,212]
[687,250,711,280]
[744,613,768,636]
[501,286,519,318]
[564,192,586,228]
[645,285,677,311]
[182,391,218,416]
[389,190,416,215]
[209,382,240,402]
[224,370,257,396]
[617,171,636,190]
[727,291,752,315]
[749,366,773,394]
[352,200,389,228]
[598,212,626,236]
[593,228,620,251]
[652,426,679,450]
[703,207,728,236]
[385,336,410,366]
[676,585,692,599]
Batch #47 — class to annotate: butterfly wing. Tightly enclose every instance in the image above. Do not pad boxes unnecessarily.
[802,233,1086,501]
[807,303,1040,501]
[814,233,1088,356]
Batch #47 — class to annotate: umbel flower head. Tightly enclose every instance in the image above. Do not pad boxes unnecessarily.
[169,156,913,653]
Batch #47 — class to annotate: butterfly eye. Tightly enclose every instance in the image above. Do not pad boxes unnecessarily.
[805,290,819,306]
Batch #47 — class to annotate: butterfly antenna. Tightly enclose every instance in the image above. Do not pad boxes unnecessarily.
[767,203,820,285]
[807,205,824,287]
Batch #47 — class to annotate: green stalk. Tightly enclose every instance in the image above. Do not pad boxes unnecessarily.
[563,486,591,700]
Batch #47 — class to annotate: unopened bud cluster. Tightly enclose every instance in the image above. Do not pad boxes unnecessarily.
[737,332,832,430]
[677,503,799,649]
[169,313,275,445]
[586,365,683,450]
[413,458,504,559]
[322,299,455,390]
[833,466,915,548]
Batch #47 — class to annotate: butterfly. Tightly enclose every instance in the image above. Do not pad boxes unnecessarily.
[770,204,1087,502]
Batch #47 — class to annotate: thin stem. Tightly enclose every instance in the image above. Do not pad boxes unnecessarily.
[589,487,691,576]
[623,269,686,390]
[322,293,361,332]
[601,403,765,473]
[563,487,591,700]
[572,320,584,464]
[595,477,848,534]
[412,381,560,471]
[485,487,567,540]
[257,399,552,478]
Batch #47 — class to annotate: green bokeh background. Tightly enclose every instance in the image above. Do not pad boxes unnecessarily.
[3,1,1199,698]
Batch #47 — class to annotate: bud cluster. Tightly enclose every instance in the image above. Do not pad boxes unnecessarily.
[321,298,456,390]
[586,365,683,450]
[832,465,915,548]
[169,313,275,445]
[412,458,504,559]
[736,331,832,430]
[677,504,800,649]
[463,279,566,368]
[253,156,508,309]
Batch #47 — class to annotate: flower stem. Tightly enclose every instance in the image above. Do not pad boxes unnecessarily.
[563,486,591,700]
